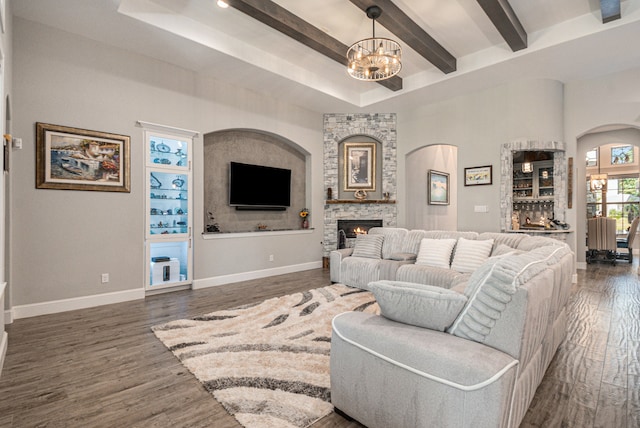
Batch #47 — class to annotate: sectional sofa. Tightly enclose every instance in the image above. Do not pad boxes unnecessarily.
[329,228,574,428]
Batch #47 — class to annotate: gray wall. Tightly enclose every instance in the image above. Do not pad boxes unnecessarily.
[396,79,565,233]
[11,17,323,307]
[2,0,12,315]
[203,129,307,233]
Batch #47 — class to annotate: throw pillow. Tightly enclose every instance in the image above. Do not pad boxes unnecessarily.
[451,238,494,273]
[415,238,457,269]
[351,234,384,259]
[448,257,515,342]
[368,280,468,331]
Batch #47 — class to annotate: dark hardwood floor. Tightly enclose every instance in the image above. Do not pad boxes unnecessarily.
[0,262,638,427]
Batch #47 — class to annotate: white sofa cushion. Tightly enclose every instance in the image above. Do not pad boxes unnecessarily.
[416,238,456,269]
[351,234,384,259]
[367,280,468,331]
[451,237,494,273]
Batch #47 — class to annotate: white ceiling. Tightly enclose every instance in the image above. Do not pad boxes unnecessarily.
[12,0,640,112]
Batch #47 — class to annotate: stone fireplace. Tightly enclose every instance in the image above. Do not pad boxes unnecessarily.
[323,113,398,258]
[337,219,383,248]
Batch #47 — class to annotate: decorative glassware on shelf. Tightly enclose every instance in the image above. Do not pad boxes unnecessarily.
[149,136,189,168]
[149,171,189,235]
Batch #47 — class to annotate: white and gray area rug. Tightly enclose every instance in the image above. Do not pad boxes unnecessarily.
[152,284,379,428]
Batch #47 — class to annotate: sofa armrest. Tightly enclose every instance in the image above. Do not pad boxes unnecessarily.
[332,312,517,388]
[330,248,354,283]
[331,312,518,428]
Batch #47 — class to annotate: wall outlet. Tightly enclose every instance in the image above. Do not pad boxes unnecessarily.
[101,273,109,283]
[269,254,274,262]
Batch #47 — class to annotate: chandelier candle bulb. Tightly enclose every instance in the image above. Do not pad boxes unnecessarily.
[347,6,402,82]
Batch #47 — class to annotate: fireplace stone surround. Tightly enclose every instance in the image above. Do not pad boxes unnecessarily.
[323,114,398,258]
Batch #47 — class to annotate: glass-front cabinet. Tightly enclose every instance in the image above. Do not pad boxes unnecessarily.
[149,171,189,236]
[513,160,554,201]
[140,122,197,292]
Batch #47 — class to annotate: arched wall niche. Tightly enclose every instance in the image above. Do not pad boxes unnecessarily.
[575,125,640,265]
[203,128,309,233]
[501,140,567,231]
[406,144,458,230]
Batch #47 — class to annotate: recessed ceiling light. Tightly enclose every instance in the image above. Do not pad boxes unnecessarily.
[217,0,229,8]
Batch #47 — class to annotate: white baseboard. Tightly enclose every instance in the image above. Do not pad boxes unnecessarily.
[572,273,578,283]
[576,262,587,270]
[0,331,7,377]
[11,288,145,320]
[4,309,12,325]
[193,261,323,289]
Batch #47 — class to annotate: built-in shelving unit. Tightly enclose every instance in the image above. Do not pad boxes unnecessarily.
[139,121,198,293]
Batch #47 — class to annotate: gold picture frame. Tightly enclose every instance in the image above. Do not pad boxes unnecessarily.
[36,122,130,192]
[343,142,376,191]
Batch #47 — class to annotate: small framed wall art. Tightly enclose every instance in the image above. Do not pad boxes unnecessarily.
[464,165,493,186]
[36,122,131,192]
[428,169,449,205]
[343,142,376,191]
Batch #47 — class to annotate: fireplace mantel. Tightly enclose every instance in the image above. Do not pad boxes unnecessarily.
[325,199,396,205]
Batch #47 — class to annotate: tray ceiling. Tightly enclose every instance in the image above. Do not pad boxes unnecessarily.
[13,0,640,111]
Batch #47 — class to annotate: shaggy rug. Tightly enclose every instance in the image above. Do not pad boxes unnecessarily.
[152,284,379,428]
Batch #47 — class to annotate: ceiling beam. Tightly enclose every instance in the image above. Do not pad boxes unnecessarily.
[600,0,621,23]
[349,0,456,74]
[225,0,402,91]
[476,0,527,52]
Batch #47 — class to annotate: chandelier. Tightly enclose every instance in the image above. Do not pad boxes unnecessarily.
[589,149,607,191]
[347,6,402,81]
[590,173,608,191]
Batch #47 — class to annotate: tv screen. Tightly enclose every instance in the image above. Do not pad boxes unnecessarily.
[229,162,291,209]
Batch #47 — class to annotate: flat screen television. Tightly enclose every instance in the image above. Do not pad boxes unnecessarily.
[229,162,291,210]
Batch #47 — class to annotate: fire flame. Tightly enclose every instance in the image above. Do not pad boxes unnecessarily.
[353,227,368,235]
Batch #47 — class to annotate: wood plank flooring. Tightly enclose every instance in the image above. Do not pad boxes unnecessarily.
[0,262,638,427]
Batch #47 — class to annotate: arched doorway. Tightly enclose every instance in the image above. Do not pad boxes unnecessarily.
[576,126,640,266]
[405,144,457,230]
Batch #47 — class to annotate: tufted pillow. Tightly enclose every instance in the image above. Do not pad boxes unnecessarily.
[451,237,494,273]
[447,257,515,342]
[351,234,384,259]
[368,280,468,331]
[416,238,457,269]
[448,246,568,345]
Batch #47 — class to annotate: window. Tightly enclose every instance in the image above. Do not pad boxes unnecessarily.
[586,149,597,167]
[587,176,640,233]
[611,146,634,165]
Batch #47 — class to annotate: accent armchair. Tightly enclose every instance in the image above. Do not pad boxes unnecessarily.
[616,216,639,263]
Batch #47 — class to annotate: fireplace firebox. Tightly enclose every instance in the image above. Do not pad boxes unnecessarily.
[337,219,383,249]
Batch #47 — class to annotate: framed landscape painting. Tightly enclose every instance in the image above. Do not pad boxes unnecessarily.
[428,170,449,205]
[36,122,130,192]
[343,142,376,191]
[464,165,492,186]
